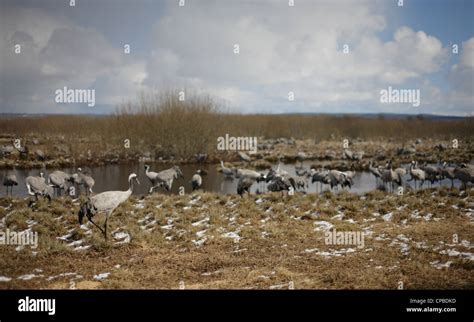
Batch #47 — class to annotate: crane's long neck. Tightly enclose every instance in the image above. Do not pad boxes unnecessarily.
[220,161,225,168]
[128,178,135,193]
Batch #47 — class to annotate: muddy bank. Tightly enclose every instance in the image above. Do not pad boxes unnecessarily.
[1,134,472,170]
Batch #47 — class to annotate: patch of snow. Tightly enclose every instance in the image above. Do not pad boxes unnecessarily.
[18,274,38,280]
[221,231,241,242]
[114,232,131,244]
[191,217,210,227]
[74,245,91,251]
[313,221,333,232]
[93,272,111,281]
[192,237,207,246]
[57,233,73,241]
[430,260,452,269]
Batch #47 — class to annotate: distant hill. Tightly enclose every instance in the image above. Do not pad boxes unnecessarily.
[274,113,469,121]
[0,112,469,121]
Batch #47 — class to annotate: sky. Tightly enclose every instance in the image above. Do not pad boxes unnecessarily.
[0,0,473,115]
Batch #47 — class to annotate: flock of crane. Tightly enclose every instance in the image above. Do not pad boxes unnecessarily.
[221,159,474,196]
[1,160,473,239]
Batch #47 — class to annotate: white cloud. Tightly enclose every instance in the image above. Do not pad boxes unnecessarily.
[0,7,147,113]
[446,37,474,114]
[0,1,470,115]
[145,1,450,113]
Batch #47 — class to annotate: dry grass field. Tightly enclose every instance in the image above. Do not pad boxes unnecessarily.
[0,188,472,289]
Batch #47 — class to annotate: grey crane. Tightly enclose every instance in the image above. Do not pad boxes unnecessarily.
[235,168,266,193]
[294,175,309,192]
[272,162,289,177]
[78,173,140,239]
[408,161,425,189]
[264,168,297,193]
[420,162,441,187]
[235,168,265,181]
[294,167,312,191]
[71,168,95,196]
[440,162,456,188]
[296,151,306,168]
[295,167,309,177]
[220,161,235,179]
[148,165,184,193]
[3,173,18,196]
[324,170,351,191]
[311,168,330,192]
[454,164,474,189]
[48,170,72,196]
[369,161,382,186]
[267,174,297,194]
[144,164,160,193]
[191,170,203,191]
[381,160,401,192]
[343,149,364,161]
[35,149,45,161]
[25,173,53,201]
[237,176,256,197]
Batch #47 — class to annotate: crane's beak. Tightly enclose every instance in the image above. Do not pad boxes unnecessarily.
[135,178,140,185]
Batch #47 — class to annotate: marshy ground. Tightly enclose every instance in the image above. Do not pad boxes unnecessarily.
[1,111,473,289]
[0,188,472,289]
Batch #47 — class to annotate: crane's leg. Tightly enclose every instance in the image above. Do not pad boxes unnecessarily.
[103,215,109,240]
[88,217,105,235]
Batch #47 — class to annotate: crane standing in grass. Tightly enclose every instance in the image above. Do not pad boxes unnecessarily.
[25,172,53,202]
[48,170,72,196]
[3,173,18,196]
[78,173,140,240]
[71,168,95,196]
[440,162,456,188]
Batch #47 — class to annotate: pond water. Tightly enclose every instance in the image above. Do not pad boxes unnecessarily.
[0,161,461,198]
